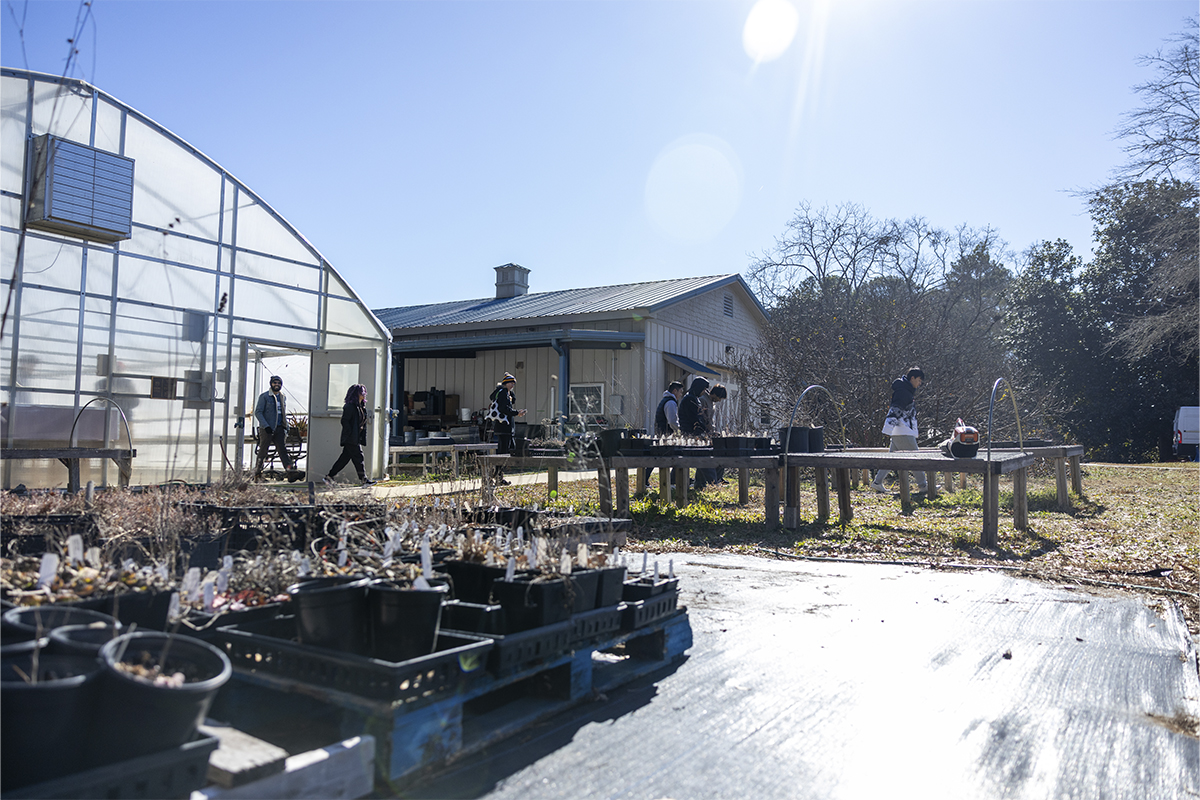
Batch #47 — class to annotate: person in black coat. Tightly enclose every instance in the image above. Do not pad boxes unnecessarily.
[324,383,375,487]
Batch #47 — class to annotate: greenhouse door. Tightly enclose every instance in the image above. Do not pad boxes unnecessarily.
[310,349,379,483]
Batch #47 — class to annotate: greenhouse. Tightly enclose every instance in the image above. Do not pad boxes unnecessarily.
[0,68,391,489]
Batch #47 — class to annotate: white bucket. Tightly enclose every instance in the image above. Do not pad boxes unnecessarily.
[460,408,472,422]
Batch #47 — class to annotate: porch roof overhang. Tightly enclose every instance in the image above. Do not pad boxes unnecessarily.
[391,328,645,359]
[663,352,721,377]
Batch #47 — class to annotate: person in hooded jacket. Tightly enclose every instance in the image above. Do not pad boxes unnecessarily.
[646,380,685,490]
[679,376,718,492]
[489,372,525,485]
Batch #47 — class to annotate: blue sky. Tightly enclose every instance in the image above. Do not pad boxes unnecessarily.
[2,0,1192,309]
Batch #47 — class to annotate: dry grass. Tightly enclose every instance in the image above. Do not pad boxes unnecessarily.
[490,462,1199,636]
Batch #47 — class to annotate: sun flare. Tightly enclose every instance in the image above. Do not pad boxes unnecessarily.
[743,0,801,64]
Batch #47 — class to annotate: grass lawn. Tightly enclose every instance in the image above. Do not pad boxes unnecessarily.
[489,462,1199,636]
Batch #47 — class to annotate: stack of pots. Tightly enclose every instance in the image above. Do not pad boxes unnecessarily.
[778,425,825,453]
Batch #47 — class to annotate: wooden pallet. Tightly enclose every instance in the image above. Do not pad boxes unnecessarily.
[211,609,692,792]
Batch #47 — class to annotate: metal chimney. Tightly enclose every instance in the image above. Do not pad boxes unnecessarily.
[494,263,530,299]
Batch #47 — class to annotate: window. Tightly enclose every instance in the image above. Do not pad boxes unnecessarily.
[567,384,604,416]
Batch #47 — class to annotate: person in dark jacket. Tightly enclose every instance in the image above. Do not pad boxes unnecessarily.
[679,377,718,492]
[647,380,685,489]
[489,372,525,485]
[870,367,926,493]
[655,381,685,436]
[324,383,375,487]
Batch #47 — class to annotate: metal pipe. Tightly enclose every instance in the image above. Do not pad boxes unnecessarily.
[784,384,847,448]
[986,377,1025,462]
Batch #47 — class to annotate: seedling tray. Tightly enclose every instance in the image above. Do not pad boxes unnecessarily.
[622,591,681,631]
[209,614,492,702]
[2,734,219,800]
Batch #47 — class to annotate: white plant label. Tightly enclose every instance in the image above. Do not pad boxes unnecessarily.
[66,534,84,566]
[505,556,516,582]
[37,553,59,589]
[413,575,432,590]
[577,543,589,568]
[560,552,572,575]
[168,592,182,622]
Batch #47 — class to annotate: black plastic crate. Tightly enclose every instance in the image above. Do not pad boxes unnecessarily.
[443,618,574,676]
[209,614,492,703]
[570,605,623,646]
[2,734,218,800]
[441,600,507,635]
[621,591,680,631]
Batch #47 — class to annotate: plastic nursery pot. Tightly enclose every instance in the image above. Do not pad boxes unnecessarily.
[595,566,628,608]
[566,568,601,614]
[437,560,509,605]
[48,622,124,657]
[367,579,449,663]
[490,575,572,633]
[0,635,49,657]
[287,576,372,655]
[1,652,102,790]
[91,631,231,765]
[778,426,810,454]
[807,426,825,453]
[2,605,119,642]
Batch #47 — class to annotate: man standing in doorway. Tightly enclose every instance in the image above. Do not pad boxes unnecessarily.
[871,367,927,493]
[254,375,295,480]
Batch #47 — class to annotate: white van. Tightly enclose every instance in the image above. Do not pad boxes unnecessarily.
[1173,406,1199,460]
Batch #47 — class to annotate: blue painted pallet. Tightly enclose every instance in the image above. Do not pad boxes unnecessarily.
[216,608,692,791]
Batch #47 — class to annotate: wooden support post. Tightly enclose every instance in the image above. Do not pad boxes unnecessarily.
[659,464,670,501]
[982,471,1000,548]
[738,467,749,506]
[959,472,967,490]
[925,470,938,500]
[765,465,780,527]
[598,461,612,516]
[675,466,689,508]
[1012,467,1028,530]
[898,469,911,506]
[1070,455,1083,496]
[944,472,954,493]
[548,465,558,497]
[849,467,859,489]
[815,467,830,521]
[634,467,647,499]
[784,464,802,529]
[1055,457,1069,511]
[835,468,853,523]
[615,468,629,517]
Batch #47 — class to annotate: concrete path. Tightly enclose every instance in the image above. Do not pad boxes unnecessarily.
[401,552,1200,800]
[364,469,596,500]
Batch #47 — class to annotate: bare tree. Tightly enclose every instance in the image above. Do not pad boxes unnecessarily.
[1113,17,1199,183]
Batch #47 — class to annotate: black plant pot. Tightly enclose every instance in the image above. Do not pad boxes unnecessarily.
[287,575,372,655]
[440,601,507,635]
[437,560,509,604]
[2,605,120,642]
[491,576,572,633]
[91,632,231,765]
[1,652,100,790]
[567,568,601,614]
[595,566,628,608]
[367,580,448,663]
[48,622,123,656]
[807,426,825,452]
[779,426,809,454]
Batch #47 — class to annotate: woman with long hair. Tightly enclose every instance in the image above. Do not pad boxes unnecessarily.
[323,383,375,487]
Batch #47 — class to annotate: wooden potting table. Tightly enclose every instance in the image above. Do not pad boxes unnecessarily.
[389,442,497,479]
[778,449,1038,547]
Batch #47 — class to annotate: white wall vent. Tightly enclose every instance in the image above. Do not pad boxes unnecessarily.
[25,134,134,244]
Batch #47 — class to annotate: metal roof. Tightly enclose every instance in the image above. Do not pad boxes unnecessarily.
[374,274,766,331]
